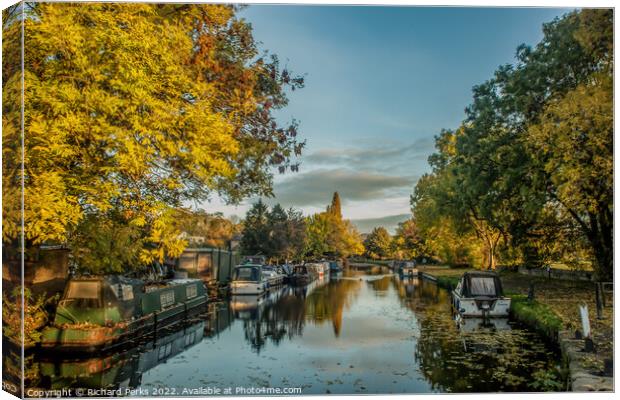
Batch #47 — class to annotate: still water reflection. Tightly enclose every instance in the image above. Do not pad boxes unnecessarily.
[24,270,564,394]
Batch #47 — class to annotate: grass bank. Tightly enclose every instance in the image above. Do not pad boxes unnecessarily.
[435,275,459,290]
[508,294,563,341]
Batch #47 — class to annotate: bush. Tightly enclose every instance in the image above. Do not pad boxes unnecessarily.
[2,287,57,347]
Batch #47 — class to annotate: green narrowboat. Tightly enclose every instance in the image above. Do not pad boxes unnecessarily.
[41,275,207,352]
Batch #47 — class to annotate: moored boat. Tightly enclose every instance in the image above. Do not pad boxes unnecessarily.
[451,271,511,318]
[306,262,328,278]
[395,260,418,277]
[231,264,267,295]
[289,264,315,286]
[261,265,284,287]
[40,275,208,352]
[242,255,267,265]
[328,260,343,274]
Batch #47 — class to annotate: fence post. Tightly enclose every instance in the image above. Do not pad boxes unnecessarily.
[579,304,595,352]
[527,283,535,301]
[595,283,604,319]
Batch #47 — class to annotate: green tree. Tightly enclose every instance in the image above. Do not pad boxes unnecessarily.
[268,206,307,262]
[411,9,612,276]
[240,200,270,256]
[240,202,306,261]
[363,227,392,260]
[304,212,332,257]
[411,137,490,268]
[266,204,288,257]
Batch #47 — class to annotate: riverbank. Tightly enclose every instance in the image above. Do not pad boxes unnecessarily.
[419,265,613,391]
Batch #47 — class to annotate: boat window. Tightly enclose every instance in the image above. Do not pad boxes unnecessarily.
[121,284,134,300]
[66,281,100,299]
[235,267,259,281]
[186,284,197,299]
[160,291,175,309]
[469,277,497,296]
[111,284,135,301]
[60,281,101,308]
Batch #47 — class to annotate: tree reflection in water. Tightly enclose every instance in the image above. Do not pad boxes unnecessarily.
[392,276,564,392]
[233,274,363,351]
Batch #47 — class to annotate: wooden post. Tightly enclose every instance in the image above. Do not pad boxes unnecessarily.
[579,304,595,352]
[595,283,604,319]
[527,283,535,301]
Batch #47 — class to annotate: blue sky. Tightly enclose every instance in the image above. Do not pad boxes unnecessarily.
[204,5,573,232]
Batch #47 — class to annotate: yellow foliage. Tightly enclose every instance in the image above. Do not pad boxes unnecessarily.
[3,3,304,273]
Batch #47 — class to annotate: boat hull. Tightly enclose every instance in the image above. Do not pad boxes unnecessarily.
[40,295,208,353]
[289,275,311,286]
[231,281,266,295]
[451,292,511,317]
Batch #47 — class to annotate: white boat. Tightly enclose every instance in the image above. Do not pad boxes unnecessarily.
[452,271,511,318]
[307,262,329,278]
[231,264,267,295]
[454,314,511,332]
[395,260,418,277]
[261,266,284,288]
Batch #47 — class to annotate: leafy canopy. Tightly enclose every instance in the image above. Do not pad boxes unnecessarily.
[2,3,304,273]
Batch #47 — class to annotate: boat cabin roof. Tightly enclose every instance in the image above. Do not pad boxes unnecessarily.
[458,271,504,297]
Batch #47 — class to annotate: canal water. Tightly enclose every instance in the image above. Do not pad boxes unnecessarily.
[27,269,564,395]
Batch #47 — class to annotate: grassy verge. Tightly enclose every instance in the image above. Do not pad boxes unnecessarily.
[435,275,459,290]
[508,294,563,341]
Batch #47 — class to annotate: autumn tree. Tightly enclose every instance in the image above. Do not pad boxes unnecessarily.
[525,10,613,279]
[304,212,332,257]
[363,227,392,260]
[2,3,304,273]
[391,218,424,260]
[411,136,489,268]
[410,9,613,277]
[327,191,342,219]
[172,209,238,248]
[304,194,363,258]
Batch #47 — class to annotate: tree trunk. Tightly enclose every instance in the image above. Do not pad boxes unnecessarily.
[553,193,612,281]
[588,210,613,281]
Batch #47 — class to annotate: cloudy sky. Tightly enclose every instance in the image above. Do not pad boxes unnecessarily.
[201,6,571,233]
